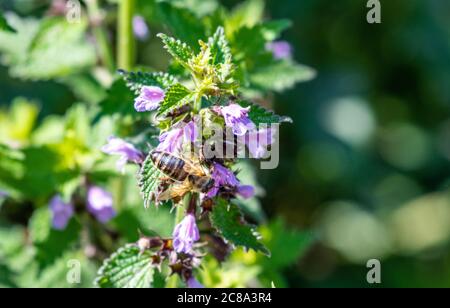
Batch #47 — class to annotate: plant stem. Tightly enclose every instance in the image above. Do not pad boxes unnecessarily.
[117,0,136,71]
[86,0,115,72]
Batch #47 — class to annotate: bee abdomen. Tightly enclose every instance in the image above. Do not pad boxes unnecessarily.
[150,151,189,181]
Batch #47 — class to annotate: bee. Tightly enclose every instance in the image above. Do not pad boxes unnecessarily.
[150,150,215,201]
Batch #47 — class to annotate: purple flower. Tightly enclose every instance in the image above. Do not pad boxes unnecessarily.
[49,196,74,230]
[244,128,275,159]
[0,190,8,198]
[236,185,255,199]
[157,120,198,154]
[207,163,255,199]
[87,186,116,223]
[266,41,293,60]
[101,136,144,172]
[172,213,200,253]
[219,104,256,136]
[134,86,165,112]
[133,15,150,41]
[186,277,204,288]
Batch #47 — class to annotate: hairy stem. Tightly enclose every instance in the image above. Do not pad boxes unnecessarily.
[117,0,135,70]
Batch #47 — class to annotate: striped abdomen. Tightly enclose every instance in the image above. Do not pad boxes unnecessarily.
[150,151,189,182]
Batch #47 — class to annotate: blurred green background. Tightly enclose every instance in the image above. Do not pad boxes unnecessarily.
[1,0,450,288]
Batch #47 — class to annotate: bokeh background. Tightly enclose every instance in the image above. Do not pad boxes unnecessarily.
[1,0,450,288]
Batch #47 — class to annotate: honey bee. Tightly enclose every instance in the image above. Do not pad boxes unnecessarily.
[150,150,215,201]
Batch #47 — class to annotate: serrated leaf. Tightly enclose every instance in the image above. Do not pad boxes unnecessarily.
[158,33,195,68]
[210,199,269,256]
[118,70,178,95]
[95,245,155,288]
[250,60,316,92]
[157,83,192,116]
[208,27,235,83]
[138,153,165,208]
[208,27,232,66]
[0,11,16,33]
[238,100,292,125]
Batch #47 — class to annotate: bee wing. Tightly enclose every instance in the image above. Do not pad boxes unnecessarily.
[157,180,192,201]
[182,161,205,176]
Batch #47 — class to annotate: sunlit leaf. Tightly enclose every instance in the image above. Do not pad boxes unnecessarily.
[95,245,156,288]
[250,60,316,92]
[210,198,270,256]
[158,33,195,68]
[238,100,292,125]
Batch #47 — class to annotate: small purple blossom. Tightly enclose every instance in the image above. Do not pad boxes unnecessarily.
[172,213,200,253]
[266,41,293,60]
[219,104,256,136]
[49,196,74,230]
[87,186,116,223]
[101,136,144,172]
[133,15,150,41]
[244,128,275,159]
[157,120,198,154]
[207,163,255,199]
[0,190,8,198]
[186,277,204,288]
[134,86,165,112]
[236,185,255,199]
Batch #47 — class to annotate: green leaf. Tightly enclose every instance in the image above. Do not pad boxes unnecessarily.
[95,245,156,288]
[155,2,206,47]
[238,100,292,125]
[160,0,219,18]
[250,60,316,92]
[208,27,232,66]
[29,207,81,269]
[157,83,192,116]
[210,199,270,256]
[157,33,195,68]
[226,0,265,34]
[260,219,314,270]
[7,17,95,80]
[138,153,165,208]
[98,79,136,117]
[0,11,16,33]
[118,70,178,95]
[261,19,292,41]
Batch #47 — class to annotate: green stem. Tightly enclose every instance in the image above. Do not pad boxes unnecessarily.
[117,0,136,71]
[86,0,115,72]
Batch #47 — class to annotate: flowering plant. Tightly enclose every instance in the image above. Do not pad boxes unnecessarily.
[0,0,314,288]
[96,26,302,287]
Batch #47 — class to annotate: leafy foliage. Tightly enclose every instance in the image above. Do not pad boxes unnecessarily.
[250,60,316,92]
[29,207,81,269]
[238,100,293,125]
[138,153,165,208]
[0,11,16,33]
[210,199,269,256]
[0,15,95,80]
[118,70,178,94]
[158,33,195,68]
[157,83,192,116]
[95,245,156,288]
